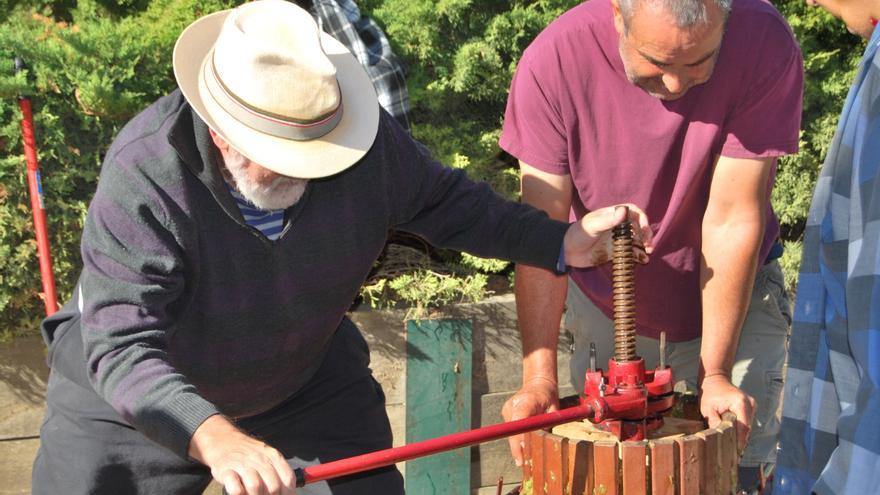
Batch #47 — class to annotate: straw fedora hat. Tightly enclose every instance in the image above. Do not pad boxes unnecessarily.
[173,0,379,179]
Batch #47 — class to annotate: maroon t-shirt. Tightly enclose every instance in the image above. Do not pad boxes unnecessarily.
[500,0,803,341]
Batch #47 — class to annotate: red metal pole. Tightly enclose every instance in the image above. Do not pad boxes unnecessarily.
[16,57,58,316]
[295,402,597,487]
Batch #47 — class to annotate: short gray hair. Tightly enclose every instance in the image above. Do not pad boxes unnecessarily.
[618,0,733,28]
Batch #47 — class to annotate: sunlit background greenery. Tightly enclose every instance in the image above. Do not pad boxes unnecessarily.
[0,0,865,337]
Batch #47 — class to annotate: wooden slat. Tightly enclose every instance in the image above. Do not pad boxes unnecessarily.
[533,431,546,494]
[649,439,677,495]
[523,414,741,495]
[566,438,592,495]
[586,438,596,495]
[717,417,737,494]
[722,412,740,469]
[696,428,720,494]
[593,441,619,495]
[523,430,534,482]
[621,441,648,495]
[544,434,565,495]
[676,434,704,495]
[405,319,472,495]
[560,436,571,494]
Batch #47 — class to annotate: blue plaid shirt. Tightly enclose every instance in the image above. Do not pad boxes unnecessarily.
[774,27,880,495]
[310,0,411,131]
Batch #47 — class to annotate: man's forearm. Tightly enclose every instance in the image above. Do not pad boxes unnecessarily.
[515,263,568,384]
[699,222,762,378]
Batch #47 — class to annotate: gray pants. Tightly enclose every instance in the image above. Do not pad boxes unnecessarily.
[32,316,404,495]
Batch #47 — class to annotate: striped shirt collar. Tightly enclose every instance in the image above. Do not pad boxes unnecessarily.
[225,183,286,241]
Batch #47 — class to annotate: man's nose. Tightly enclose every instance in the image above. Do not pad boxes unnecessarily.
[662,72,686,95]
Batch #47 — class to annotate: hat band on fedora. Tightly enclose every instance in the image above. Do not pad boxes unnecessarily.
[203,55,343,141]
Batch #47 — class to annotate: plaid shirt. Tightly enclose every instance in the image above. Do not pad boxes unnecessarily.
[310,0,411,131]
[774,27,880,495]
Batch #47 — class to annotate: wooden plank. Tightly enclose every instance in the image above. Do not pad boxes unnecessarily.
[725,411,741,491]
[717,416,738,494]
[586,438,596,495]
[621,441,648,495]
[566,437,591,495]
[696,428,720,494]
[593,441,619,495]
[676,434,704,495]
[533,431,546,494]
[544,434,565,495]
[560,436,571,494]
[472,437,521,489]
[523,430,534,483]
[405,319,472,495]
[476,392,521,488]
[649,439,677,495]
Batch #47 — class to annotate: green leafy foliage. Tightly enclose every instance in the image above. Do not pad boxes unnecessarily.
[460,253,509,274]
[0,0,867,332]
[772,0,864,290]
[779,239,804,295]
[388,271,489,319]
[0,0,234,336]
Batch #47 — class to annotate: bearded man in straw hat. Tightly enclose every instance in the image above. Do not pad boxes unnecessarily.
[30,1,654,494]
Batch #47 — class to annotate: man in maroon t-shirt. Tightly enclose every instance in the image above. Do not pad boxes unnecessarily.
[499,0,802,489]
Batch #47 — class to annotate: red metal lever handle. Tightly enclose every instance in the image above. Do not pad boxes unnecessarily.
[295,401,598,487]
[15,56,58,316]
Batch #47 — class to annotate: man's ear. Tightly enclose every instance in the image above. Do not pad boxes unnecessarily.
[611,0,627,36]
[208,128,231,153]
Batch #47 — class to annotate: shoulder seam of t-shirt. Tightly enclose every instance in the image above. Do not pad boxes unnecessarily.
[502,56,570,171]
[499,136,569,173]
[720,137,800,159]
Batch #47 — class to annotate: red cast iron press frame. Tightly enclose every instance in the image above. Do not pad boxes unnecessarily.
[294,212,675,487]
[581,215,675,441]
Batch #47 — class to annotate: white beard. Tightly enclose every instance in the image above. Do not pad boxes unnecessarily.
[222,150,308,210]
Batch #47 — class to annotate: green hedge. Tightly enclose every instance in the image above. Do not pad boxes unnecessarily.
[0,0,866,336]
[0,0,236,337]
[773,1,864,285]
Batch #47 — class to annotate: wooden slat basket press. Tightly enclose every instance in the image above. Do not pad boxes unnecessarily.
[519,409,739,495]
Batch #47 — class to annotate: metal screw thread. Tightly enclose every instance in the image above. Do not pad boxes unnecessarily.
[612,217,637,362]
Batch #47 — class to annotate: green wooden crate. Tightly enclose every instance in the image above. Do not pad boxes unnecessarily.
[405,319,472,495]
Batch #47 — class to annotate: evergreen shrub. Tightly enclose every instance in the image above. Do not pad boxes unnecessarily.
[0,0,234,336]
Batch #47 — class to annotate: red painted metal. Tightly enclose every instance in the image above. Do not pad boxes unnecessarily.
[16,58,58,316]
[296,391,655,486]
[292,355,673,485]
[297,402,598,486]
[583,357,675,441]
[293,215,676,486]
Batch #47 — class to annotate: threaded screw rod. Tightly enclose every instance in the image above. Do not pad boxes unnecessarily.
[612,211,637,362]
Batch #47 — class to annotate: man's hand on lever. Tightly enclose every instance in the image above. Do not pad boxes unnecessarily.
[189,414,297,495]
